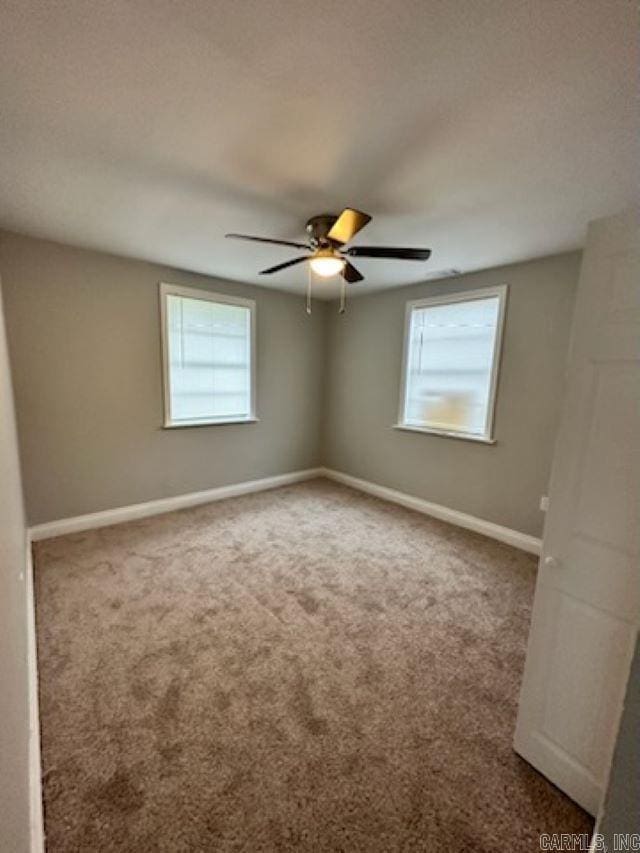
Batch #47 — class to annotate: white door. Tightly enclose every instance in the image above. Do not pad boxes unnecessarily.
[514,210,640,816]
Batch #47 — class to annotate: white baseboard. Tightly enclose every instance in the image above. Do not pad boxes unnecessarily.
[25,536,45,852]
[320,468,542,555]
[28,467,324,541]
[29,465,542,554]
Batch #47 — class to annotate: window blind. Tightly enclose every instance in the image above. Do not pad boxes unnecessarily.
[165,293,252,424]
[402,294,502,438]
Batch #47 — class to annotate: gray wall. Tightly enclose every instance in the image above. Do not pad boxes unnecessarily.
[0,230,580,538]
[0,232,326,525]
[0,277,30,852]
[598,635,640,841]
[323,253,581,537]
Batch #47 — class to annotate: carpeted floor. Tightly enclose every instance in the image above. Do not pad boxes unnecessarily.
[34,479,591,852]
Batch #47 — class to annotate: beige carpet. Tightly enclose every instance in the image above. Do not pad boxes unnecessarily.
[34,479,591,851]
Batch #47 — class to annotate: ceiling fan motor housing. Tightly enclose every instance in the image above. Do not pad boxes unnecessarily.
[305,214,339,248]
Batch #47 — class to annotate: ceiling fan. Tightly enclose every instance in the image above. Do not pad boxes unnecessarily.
[226,208,432,312]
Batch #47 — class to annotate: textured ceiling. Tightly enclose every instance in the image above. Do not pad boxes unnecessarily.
[0,0,637,299]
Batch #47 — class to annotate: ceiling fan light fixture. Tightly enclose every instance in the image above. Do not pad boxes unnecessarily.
[309,251,345,278]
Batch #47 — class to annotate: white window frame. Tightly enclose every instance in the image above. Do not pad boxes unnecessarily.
[159,282,257,428]
[396,284,508,444]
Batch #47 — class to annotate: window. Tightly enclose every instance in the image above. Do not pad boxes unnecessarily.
[397,286,507,443]
[160,283,256,427]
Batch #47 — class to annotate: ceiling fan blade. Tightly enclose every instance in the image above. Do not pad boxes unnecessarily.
[327,208,372,245]
[344,246,432,261]
[226,233,309,250]
[342,261,364,283]
[259,256,309,275]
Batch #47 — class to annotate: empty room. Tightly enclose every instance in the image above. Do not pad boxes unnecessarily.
[0,1,638,851]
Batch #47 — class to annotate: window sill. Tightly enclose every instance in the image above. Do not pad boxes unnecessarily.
[393,423,496,445]
[163,417,259,429]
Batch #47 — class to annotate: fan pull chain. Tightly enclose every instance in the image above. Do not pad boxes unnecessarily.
[306,264,312,315]
[339,279,346,314]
